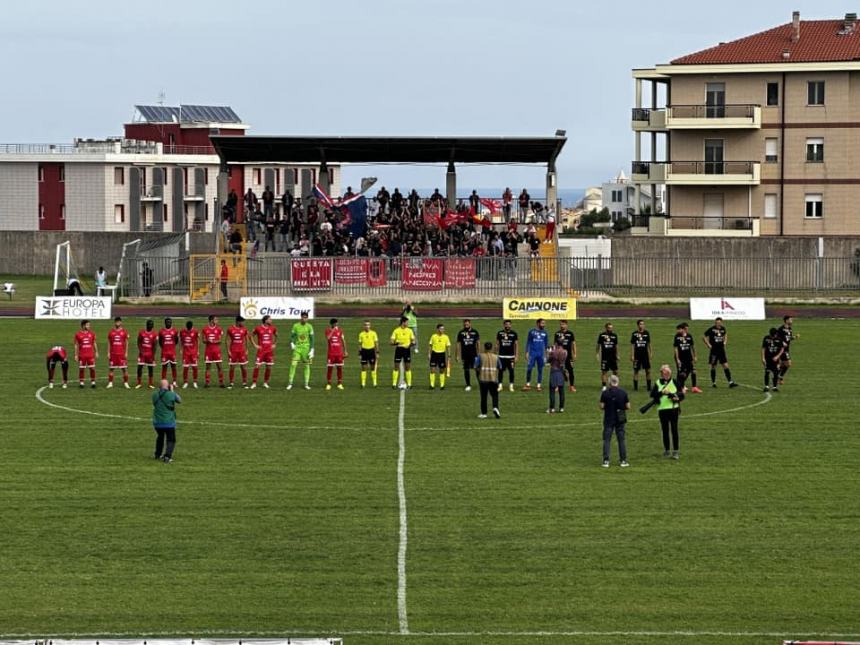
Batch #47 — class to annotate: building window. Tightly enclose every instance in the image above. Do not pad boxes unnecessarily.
[163,203,169,222]
[204,203,209,221]
[328,169,334,186]
[764,194,778,219]
[183,167,189,190]
[38,165,44,182]
[58,166,65,182]
[253,168,262,185]
[139,168,146,190]
[765,138,778,163]
[161,167,168,185]
[204,168,209,185]
[766,82,779,106]
[611,190,623,203]
[39,204,45,220]
[806,138,824,162]
[805,194,823,218]
[60,204,65,220]
[114,204,125,224]
[114,167,125,185]
[808,81,825,105]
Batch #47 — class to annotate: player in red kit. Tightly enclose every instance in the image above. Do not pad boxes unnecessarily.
[46,345,69,388]
[159,317,180,384]
[180,320,200,388]
[251,314,278,389]
[227,315,250,389]
[203,314,225,387]
[74,319,98,388]
[325,318,349,390]
[136,319,158,389]
[106,316,130,388]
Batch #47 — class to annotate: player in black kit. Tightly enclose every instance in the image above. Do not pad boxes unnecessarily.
[495,319,519,392]
[629,319,652,392]
[455,319,480,391]
[596,322,619,389]
[673,323,700,393]
[761,327,786,392]
[554,319,577,392]
[703,317,738,388]
[777,315,798,384]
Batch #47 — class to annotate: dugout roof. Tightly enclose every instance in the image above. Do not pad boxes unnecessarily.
[210,135,567,165]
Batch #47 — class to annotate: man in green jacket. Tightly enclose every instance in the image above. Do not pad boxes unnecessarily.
[152,379,181,463]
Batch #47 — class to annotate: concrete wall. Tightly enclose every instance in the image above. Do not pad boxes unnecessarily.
[0,162,39,230]
[0,230,216,276]
[611,235,860,258]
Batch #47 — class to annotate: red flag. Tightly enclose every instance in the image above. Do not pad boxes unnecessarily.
[479,198,501,214]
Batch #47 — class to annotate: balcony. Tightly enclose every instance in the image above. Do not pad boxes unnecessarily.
[631,161,760,186]
[140,185,164,201]
[630,215,760,237]
[666,104,761,129]
[631,108,667,131]
[184,184,205,201]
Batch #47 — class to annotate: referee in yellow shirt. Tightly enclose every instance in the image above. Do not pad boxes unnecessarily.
[390,316,415,389]
[428,323,452,390]
[358,319,380,388]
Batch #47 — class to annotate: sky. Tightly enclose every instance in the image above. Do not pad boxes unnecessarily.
[0,0,853,190]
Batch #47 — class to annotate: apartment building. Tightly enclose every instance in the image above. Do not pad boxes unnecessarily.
[632,11,860,236]
[0,105,340,233]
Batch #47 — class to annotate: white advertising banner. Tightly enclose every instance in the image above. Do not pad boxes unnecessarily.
[35,296,112,320]
[240,297,315,320]
[689,297,766,321]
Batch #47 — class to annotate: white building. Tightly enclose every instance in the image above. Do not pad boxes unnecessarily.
[0,105,340,233]
[601,170,662,221]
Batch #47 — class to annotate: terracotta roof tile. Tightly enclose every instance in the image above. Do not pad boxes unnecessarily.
[672,19,860,65]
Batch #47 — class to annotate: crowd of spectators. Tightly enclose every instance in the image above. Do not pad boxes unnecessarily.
[220,186,555,259]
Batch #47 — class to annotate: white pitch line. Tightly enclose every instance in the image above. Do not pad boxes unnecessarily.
[3,629,860,639]
[396,385,409,635]
[34,386,364,432]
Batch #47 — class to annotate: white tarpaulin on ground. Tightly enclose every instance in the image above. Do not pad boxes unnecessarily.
[689,297,766,320]
[34,296,112,320]
[240,296,315,320]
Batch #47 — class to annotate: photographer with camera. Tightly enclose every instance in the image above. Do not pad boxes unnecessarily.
[152,378,181,463]
[649,364,684,460]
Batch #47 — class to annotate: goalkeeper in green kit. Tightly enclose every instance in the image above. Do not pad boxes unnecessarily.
[287,311,315,390]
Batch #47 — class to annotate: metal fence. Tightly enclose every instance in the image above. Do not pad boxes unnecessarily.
[118,254,860,300]
[246,255,562,298]
[570,256,860,296]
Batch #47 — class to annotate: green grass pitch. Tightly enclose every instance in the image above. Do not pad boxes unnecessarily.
[3,314,860,645]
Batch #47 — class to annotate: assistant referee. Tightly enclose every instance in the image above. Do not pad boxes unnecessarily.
[390,316,415,389]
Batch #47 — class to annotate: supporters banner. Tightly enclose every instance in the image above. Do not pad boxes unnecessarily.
[335,258,368,284]
[240,297,315,319]
[367,258,387,287]
[503,297,577,320]
[35,296,112,320]
[445,257,476,288]
[402,258,444,291]
[291,259,332,291]
[690,297,765,320]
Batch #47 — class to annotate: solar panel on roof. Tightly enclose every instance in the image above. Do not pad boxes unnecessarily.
[135,105,181,123]
[135,104,241,124]
[179,105,241,123]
